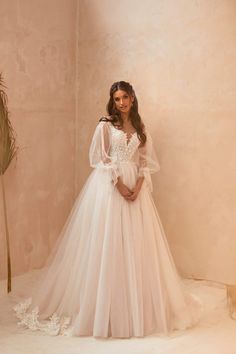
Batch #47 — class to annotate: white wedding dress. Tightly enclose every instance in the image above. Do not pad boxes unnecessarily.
[13,121,203,338]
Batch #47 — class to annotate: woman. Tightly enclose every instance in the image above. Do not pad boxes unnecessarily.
[13,81,202,338]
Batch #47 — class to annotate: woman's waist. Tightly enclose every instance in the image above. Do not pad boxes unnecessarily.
[116,160,138,169]
[117,161,139,175]
[117,160,138,166]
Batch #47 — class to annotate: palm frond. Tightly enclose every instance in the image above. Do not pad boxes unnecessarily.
[0,74,18,175]
[0,73,18,293]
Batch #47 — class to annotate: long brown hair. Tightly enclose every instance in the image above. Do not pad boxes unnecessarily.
[99,81,146,146]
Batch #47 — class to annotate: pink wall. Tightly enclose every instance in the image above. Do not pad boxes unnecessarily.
[1,0,236,286]
[76,0,236,284]
[0,0,77,279]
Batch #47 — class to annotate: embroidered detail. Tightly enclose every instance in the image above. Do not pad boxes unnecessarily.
[110,125,139,162]
[13,298,71,336]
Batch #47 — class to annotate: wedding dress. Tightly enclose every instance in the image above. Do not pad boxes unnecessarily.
[13,120,203,338]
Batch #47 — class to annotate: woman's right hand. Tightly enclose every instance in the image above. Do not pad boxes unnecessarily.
[116,178,133,200]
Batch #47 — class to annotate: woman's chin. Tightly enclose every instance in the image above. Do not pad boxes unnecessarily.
[119,109,131,115]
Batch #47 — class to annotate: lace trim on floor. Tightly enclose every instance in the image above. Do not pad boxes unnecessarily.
[13,298,72,336]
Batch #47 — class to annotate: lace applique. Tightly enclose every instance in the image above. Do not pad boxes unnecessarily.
[13,298,72,336]
[110,126,139,162]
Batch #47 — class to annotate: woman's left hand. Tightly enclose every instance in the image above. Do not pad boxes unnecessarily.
[125,177,144,202]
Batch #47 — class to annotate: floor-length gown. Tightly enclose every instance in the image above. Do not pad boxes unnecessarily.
[13,120,203,338]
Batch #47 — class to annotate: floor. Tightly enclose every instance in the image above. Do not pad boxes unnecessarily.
[1,270,236,354]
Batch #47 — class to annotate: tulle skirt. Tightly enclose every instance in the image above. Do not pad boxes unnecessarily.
[13,162,203,338]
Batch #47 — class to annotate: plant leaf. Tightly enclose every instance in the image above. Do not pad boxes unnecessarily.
[0,74,18,175]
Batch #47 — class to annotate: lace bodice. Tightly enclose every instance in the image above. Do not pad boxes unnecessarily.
[109,125,140,163]
[89,121,161,191]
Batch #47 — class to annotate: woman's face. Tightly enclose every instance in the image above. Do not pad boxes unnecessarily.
[113,89,134,114]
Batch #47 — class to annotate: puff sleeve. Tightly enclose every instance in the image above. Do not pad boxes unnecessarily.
[138,131,160,192]
[89,121,120,185]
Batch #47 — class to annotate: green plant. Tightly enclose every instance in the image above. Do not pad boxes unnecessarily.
[0,73,18,292]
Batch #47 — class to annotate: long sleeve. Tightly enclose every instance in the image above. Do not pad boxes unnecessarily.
[89,121,119,185]
[138,131,160,192]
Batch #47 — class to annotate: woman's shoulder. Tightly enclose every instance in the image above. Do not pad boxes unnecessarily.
[97,116,114,130]
[99,115,113,123]
[93,116,114,135]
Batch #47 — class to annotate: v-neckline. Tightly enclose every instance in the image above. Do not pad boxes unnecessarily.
[112,126,137,146]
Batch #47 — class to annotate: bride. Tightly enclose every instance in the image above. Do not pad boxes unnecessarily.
[13,81,203,338]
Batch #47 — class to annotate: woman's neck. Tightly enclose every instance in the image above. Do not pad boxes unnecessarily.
[121,112,130,122]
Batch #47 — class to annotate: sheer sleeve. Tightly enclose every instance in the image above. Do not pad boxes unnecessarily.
[89,121,119,185]
[138,131,160,192]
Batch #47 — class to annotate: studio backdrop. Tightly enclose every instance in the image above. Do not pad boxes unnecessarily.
[1,0,236,285]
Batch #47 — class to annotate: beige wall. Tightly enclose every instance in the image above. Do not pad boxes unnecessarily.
[76,0,236,284]
[0,0,77,279]
[1,0,236,285]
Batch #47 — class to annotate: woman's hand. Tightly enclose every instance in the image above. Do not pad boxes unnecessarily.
[116,178,133,199]
[126,177,144,202]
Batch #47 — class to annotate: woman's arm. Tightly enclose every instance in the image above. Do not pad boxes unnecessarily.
[125,176,144,202]
[116,176,133,200]
[137,131,160,193]
[89,121,120,185]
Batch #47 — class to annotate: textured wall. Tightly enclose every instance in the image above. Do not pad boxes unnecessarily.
[0,0,77,279]
[1,0,236,285]
[76,0,236,284]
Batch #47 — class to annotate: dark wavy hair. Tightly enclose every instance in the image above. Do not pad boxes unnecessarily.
[99,81,146,146]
